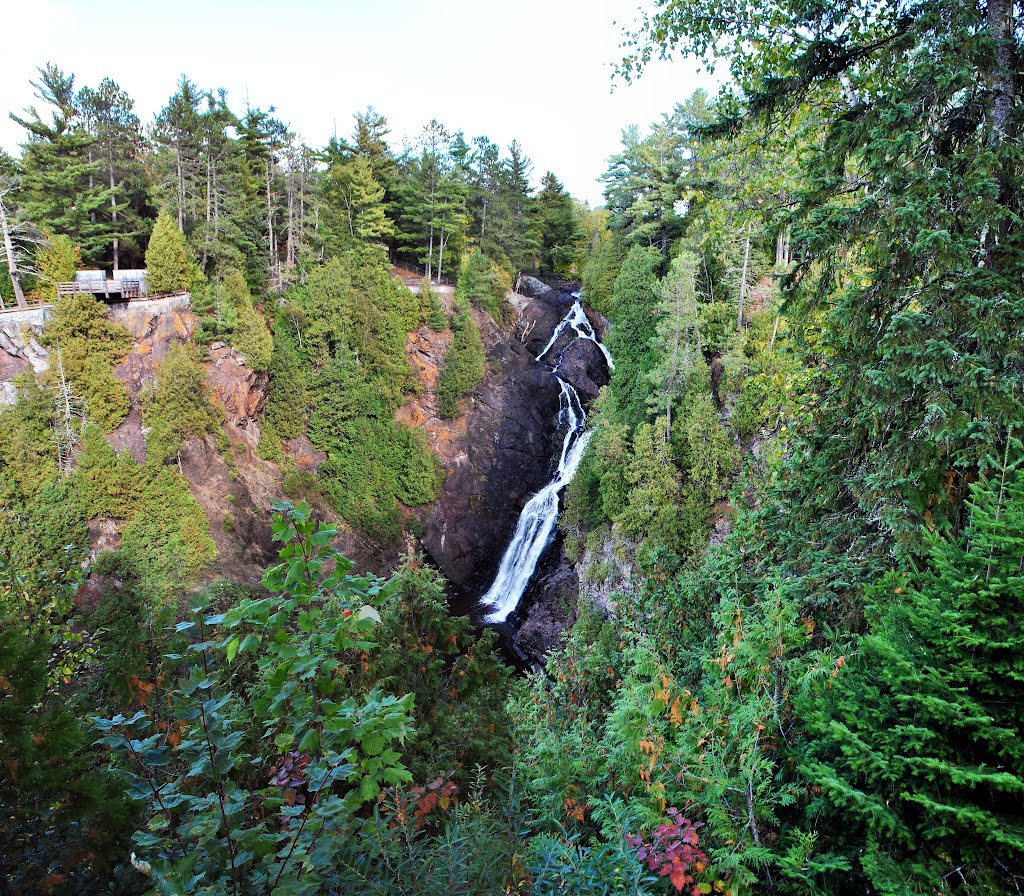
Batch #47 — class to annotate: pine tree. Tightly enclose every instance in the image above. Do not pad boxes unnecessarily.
[145,209,193,293]
[10,65,112,265]
[321,154,394,253]
[76,77,148,270]
[536,172,584,279]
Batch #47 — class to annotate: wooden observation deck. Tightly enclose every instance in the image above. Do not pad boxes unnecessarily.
[55,269,149,302]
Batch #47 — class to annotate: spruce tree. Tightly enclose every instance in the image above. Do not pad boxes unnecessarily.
[605,245,661,426]
[145,209,193,294]
[800,452,1024,894]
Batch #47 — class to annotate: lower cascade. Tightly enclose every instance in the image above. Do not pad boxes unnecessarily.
[480,298,610,624]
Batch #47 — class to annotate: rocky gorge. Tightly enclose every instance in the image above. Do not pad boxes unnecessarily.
[0,276,611,661]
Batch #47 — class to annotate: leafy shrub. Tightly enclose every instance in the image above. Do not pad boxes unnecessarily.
[353,555,512,780]
[96,502,414,894]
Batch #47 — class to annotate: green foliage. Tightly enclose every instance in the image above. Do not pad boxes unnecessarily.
[119,466,216,601]
[191,280,238,343]
[799,457,1024,894]
[605,245,661,426]
[143,341,222,465]
[437,307,485,418]
[696,302,735,356]
[0,596,137,894]
[0,374,56,500]
[335,770,531,894]
[41,291,131,431]
[454,250,509,320]
[223,269,272,370]
[536,171,585,279]
[321,153,395,254]
[580,211,623,315]
[309,360,441,538]
[422,277,448,330]
[145,209,193,293]
[355,555,512,781]
[263,312,307,440]
[96,502,414,895]
[33,230,80,294]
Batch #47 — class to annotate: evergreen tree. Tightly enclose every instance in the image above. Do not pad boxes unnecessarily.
[223,268,272,370]
[10,64,112,265]
[437,307,485,418]
[41,292,131,432]
[536,171,585,279]
[143,341,222,465]
[647,249,703,435]
[604,245,662,425]
[354,554,513,780]
[76,77,149,270]
[321,154,393,254]
[32,231,79,298]
[145,209,193,293]
[800,454,1024,894]
[602,118,688,269]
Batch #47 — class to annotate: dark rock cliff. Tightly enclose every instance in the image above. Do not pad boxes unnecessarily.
[418,279,611,658]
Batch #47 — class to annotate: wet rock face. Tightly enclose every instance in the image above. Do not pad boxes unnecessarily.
[556,339,611,404]
[421,285,611,632]
[514,535,580,659]
[421,308,564,605]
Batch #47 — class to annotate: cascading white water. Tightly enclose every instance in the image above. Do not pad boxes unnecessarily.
[536,297,615,373]
[480,300,611,624]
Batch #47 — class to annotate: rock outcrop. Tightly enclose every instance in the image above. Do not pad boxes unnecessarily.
[205,342,269,439]
[0,306,49,405]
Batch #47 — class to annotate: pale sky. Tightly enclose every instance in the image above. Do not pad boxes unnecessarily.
[0,0,716,206]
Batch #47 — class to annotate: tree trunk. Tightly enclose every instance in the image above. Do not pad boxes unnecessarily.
[738,221,752,330]
[437,228,446,283]
[175,147,185,232]
[266,160,277,291]
[426,223,434,282]
[213,162,220,240]
[987,0,1016,141]
[0,199,27,307]
[107,151,120,273]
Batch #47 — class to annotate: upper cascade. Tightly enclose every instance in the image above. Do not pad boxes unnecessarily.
[535,295,615,373]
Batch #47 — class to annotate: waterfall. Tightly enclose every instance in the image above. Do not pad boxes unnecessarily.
[480,300,610,624]
[536,297,615,373]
